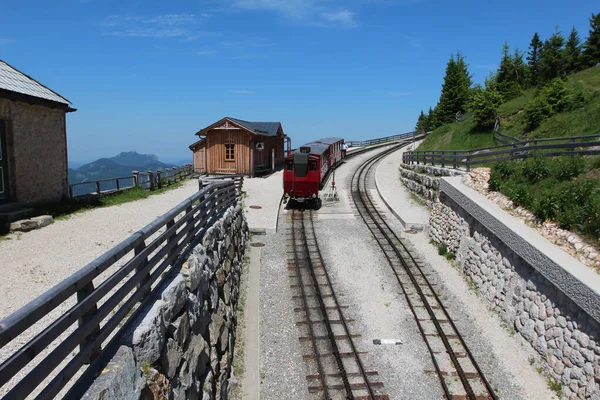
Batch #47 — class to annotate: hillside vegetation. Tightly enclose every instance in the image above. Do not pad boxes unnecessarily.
[418,66,600,151]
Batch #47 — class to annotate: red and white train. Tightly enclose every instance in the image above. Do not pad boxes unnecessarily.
[283,137,344,206]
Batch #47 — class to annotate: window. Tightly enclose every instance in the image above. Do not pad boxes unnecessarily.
[225,143,235,161]
[308,160,317,171]
[285,160,293,171]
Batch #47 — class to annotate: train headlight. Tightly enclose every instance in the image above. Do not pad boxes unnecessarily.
[312,193,316,198]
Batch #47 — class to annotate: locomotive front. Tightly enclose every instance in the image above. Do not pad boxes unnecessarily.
[283,145,321,205]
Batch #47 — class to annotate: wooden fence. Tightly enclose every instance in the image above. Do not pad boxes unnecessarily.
[402,133,600,171]
[199,175,245,198]
[346,131,418,148]
[68,164,194,199]
[345,132,425,159]
[0,179,240,399]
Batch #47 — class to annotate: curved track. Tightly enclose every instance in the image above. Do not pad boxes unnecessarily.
[350,144,498,400]
[288,209,387,400]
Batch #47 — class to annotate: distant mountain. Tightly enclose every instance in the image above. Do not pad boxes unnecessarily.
[110,152,160,167]
[68,151,181,196]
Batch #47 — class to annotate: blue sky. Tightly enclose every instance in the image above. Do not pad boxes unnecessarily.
[1,0,598,164]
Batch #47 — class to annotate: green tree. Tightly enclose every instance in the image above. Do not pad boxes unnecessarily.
[582,12,600,67]
[470,84,503,130]
[436,52,473,124]
[497,43,527,99]
[540,28,566,82]
[564,26,583,73]
[427,106,438,130]
[415,110,426,131]
[527,32,544,87]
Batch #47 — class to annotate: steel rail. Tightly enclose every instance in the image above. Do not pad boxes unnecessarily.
[351,145,498,400]
[291,210,332,400]
[304,210,377,400]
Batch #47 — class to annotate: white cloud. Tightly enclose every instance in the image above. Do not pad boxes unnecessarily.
[228,90,253,94]
[104,14,210,39]
[196,50,217,56]
[230,0,359,28]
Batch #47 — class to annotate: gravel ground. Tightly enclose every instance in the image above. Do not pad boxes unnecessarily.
[375,147,557,400]
[0,178,201,320]
[258,224,311,400]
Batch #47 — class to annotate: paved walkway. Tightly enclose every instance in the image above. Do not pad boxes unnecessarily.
[242,171,283,230]
[375,140,429,229]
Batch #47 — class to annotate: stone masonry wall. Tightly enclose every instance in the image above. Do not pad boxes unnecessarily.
[399,163,464,207]
[83,203,249,400]
[0,98,69,204]
[430,194,600,399]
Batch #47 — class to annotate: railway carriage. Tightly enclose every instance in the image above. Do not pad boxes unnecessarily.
[283,137,344,205]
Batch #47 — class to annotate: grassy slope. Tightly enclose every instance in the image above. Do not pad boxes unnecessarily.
[418,66,600,152]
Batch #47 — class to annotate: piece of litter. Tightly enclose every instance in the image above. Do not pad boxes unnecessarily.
[373,339,403,345]
[409,225,424,231]
[404,229,418,234]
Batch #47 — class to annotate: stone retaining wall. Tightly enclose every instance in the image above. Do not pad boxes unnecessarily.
[83,203,249,400]
[431,191,600,399]
[398,163,464,207]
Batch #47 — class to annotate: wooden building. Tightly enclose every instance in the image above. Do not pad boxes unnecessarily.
[189,117,286,176]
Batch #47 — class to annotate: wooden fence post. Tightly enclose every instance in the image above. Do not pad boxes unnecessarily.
[453,152,457,169]
[134,241,150,300]
[132,171,138,188]
[157,170,162,188]
[96,181,101,195]
[116,178,120,191]
[148,171,155,190]
[77,282,101,364]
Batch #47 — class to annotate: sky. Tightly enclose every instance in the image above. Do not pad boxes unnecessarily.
[1,0,598,164]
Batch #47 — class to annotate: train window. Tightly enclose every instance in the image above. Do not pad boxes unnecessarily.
[285,160,293,171]
[308,160,317,171]
[225,143,235,161]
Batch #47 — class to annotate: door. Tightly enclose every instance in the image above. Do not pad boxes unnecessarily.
[0,120,9,202]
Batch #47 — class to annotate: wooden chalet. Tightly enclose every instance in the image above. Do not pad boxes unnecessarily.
[189,117,286,176]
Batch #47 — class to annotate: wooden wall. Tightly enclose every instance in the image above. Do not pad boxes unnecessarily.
[191,141,206,173]
[195,127,285,175]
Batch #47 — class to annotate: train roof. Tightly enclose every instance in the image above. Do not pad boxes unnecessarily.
[289,137,344,157]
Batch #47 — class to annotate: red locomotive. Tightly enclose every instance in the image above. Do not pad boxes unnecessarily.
[283,137,344,206]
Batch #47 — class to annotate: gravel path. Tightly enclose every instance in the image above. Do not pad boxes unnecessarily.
[0,179,201,321]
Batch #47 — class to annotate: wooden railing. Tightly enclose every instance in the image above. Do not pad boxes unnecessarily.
[345,132,425,159]
[68,164,194,199]
[493,118,521,146]
[200,175,245,198]
[403,133,600,171]
[0,179,239,399]
[455,111,472,123]
[346,131,418,148]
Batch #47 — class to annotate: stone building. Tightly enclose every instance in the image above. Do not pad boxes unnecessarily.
[189,117,285,176]
[0,59,76,205]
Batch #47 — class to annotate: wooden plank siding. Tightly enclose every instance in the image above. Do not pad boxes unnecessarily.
[206,129,252,174]
[191,140,206,173]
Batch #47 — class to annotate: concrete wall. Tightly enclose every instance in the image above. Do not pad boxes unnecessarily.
[83,204,249,400]
[0,98,69,204]
[429,179,600,400]
[398,163,464,207]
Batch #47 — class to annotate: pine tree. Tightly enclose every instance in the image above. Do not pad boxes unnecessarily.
[582,12,600,67]
[496,43,527,99]
[539,28,566,82]
[415,110,426,131]
[527,32,544,87]
[564,26,583,73]
[427,106,438,130]
[436,52,473,124]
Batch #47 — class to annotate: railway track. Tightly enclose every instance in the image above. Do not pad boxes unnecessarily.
[350,145,498,400]
[287,209,388,400]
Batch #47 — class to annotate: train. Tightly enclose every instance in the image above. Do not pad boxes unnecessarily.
[283,137,345,206]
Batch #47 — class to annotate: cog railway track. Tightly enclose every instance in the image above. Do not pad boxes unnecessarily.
[350,144,498,400]
[287,209,388,399]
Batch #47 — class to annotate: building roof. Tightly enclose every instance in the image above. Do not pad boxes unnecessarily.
[0,60,72,107]
[196,117,283,137]
[189,137,205,150]
[227,118,282,137]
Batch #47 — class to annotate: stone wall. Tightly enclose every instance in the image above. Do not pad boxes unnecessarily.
[0,98,69,204]
[431,192,600,399]
[399,163,464,207]
[83,204,249,400]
